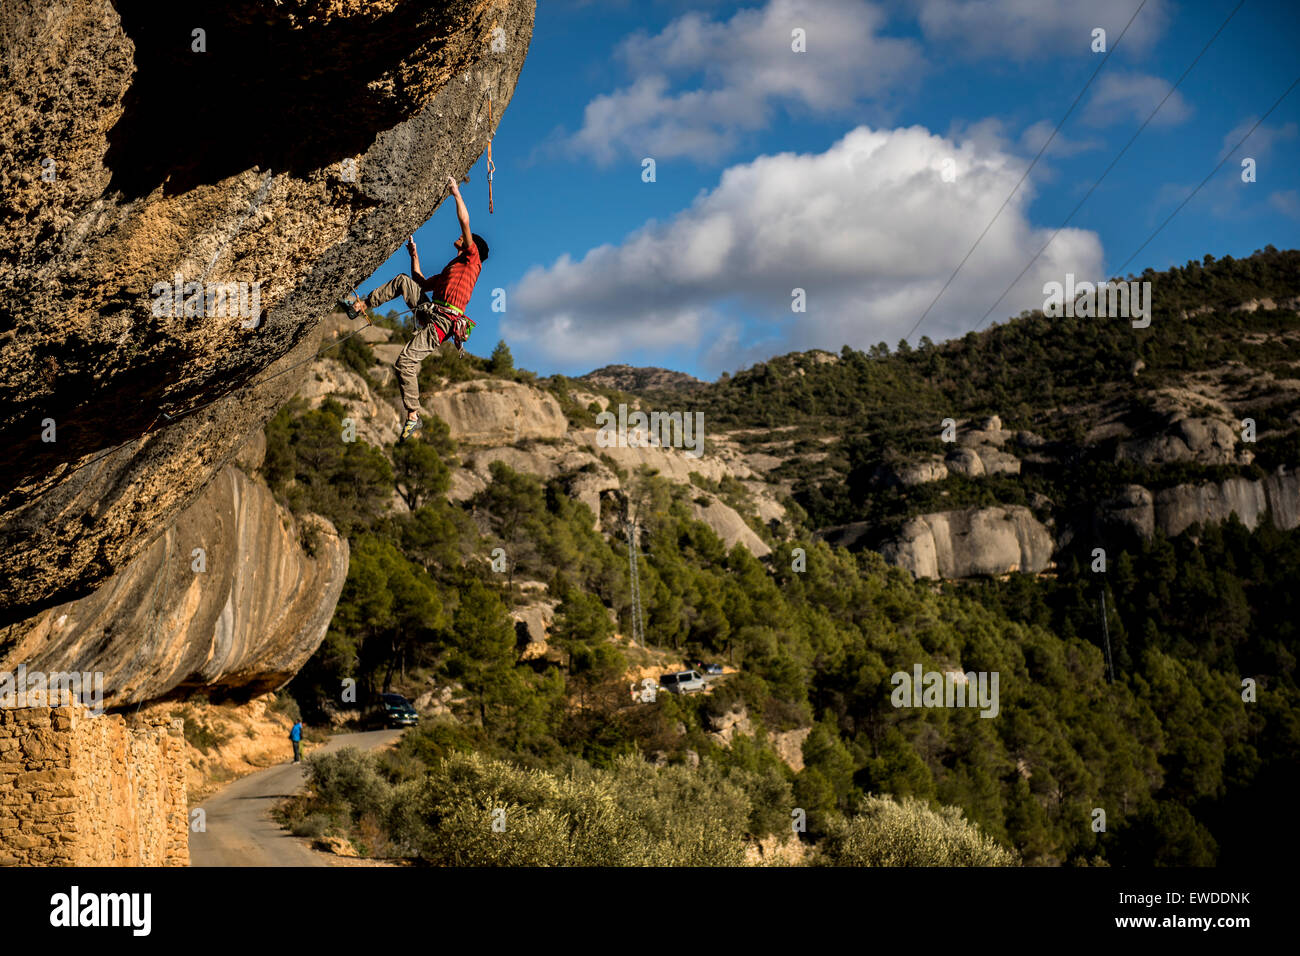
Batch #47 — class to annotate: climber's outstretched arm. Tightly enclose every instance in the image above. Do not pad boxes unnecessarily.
[447,175,473,249]
[406,235,426,285]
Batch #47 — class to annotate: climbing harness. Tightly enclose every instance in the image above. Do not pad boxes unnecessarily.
[430,300,476,351]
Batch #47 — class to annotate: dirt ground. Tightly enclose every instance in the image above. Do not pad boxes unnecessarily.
[135,692,321,805]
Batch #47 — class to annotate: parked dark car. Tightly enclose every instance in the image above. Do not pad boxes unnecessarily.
[698,661,725,676]
[379,692,419,727]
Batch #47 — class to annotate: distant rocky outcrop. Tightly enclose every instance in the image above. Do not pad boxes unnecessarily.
[879,506,1055,580]
[427,380,569,445]
[1116,416,1247,467]
[847,467,1300,581]
[299,349,405,448]
[401,367,788,543]
[1095,471,1300,540]
[511,602,555,662]
[690,498,772,557]
[707,705,753,747]
[820,387,1300,580]
[581,365,707,393]
[877,417,1028,485]
[1177,295,1300,320]
[886,456,949,487]
[1095,484,1157,540]
[1157,470,1298,535]
[951,416,1024,477]
[770,726,812,773]
[945,445,1021,478]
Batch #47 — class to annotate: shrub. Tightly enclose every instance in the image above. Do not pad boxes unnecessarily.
[268,692,302,723]
[338,335,376,382]
[182,715,232,755]
[819,795,1020,867]
[386,751,752,866]
[289,812,336,840]
[304,748,392,823]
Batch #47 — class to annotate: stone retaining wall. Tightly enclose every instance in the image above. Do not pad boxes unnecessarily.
[0,701,188,866]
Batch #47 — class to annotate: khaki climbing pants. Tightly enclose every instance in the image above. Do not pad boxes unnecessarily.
[365,274,450,414]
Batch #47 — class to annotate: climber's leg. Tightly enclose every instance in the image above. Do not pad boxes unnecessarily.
[364,274,425,313]
[393,322,440,441]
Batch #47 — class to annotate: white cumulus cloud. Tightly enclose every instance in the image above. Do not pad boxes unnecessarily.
[1083,71,1192,127]
[564,0,921,165]
[509,124,1105,375]
[917,0,1171,59]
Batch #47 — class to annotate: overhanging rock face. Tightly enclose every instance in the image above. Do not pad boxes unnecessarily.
[0,0,535,624]
[0,463,349,708]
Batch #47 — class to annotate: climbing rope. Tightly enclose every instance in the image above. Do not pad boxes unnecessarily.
[485,98,495,214]
[48,106,508,487]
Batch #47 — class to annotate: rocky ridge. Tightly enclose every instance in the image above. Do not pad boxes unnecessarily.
[314,321,788,549]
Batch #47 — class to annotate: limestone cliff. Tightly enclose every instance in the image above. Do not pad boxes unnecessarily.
[287,314,788,554]
[877,506,1054,580]
[0,453,348,708]
[0,0,535,625]
[1097,470,1300,539]
[429,380,570,445]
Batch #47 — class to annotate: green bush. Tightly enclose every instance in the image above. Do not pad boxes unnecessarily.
[268,692,301,723]
[386,751,752,866]
[289,812,337,840]
[819,795,1019,867]
[304,747,392,823]
[338,335,377,383]
[182,715,232,755]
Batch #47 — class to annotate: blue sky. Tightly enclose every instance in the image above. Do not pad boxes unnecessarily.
[360,0,1300,381]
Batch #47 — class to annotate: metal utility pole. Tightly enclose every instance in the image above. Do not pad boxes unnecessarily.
[626,519,646,649]
[1100,590,1115,684]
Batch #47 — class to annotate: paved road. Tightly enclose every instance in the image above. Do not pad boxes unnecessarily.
[190,729,403,867]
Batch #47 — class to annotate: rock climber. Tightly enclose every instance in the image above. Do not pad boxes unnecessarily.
[338,175,488,443]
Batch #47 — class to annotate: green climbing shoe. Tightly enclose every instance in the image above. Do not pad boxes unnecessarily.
[398,417,423,443]
[337,297,367,321]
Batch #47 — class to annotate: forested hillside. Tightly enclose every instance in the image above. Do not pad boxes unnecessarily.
[263,248,1300,866]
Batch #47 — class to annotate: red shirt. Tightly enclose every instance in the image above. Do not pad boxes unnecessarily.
[423,242,481,312]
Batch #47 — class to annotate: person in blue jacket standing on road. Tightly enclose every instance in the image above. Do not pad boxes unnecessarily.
[290,719,304,764]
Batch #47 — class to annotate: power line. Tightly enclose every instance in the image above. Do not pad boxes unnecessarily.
[1111,73,1299,279]
[626,518,646,648]
[902,0,1150,343]
[971,0,1247,332]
